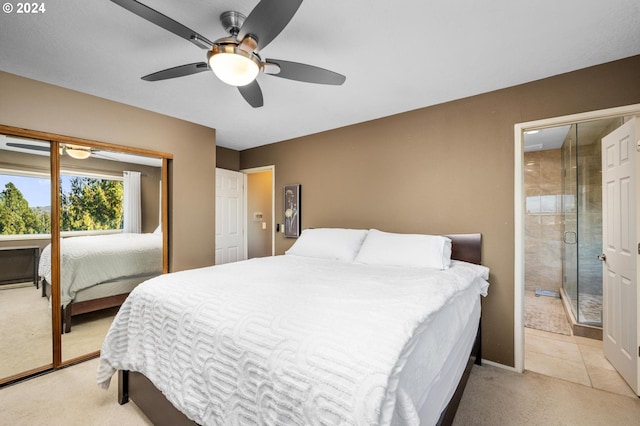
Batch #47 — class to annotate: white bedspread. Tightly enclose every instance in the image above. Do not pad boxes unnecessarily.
[97,256,489,425]
[38,233,163,306]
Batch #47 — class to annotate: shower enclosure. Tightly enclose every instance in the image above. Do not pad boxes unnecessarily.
[561,118,622,327]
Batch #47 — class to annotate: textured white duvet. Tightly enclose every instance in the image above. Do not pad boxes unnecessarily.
[38,233,163,306]
[97,255,489,425]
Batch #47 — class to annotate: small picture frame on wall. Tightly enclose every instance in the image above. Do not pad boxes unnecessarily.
[284,184,301,238]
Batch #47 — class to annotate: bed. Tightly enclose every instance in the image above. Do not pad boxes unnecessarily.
[39,232,163,333]
[97,229,488,425]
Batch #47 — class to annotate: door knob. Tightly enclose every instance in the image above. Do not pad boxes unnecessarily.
[597,253,606,262]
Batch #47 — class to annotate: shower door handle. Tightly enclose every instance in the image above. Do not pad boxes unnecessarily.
[563,231,577,244]
[597,253,606,262]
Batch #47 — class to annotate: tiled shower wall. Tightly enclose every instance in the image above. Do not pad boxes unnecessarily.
[524,149,563,293]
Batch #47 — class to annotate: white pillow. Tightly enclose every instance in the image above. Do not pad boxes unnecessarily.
[285,228,368,262]
[354,229,452,269]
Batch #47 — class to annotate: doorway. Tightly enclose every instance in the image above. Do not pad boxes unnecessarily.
[519,118,638,396]
[514,104,640,383]
[243,166,275,259]
[523,119,622,338]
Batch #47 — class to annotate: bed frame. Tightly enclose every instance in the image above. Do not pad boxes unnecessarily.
[42,275,156,333]
[117,233,483,426]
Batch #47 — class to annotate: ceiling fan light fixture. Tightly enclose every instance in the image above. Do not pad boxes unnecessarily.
[65,144,92,160]
[208,44,261,87]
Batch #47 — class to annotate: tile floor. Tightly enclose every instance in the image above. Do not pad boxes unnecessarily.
[525,327,637,398]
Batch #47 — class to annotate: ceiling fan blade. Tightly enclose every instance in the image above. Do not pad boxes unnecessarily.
[265,59,346,85]
[238,0,302,52]
[6,142,50,152]
[142,62,210,81]
[110,0,213,49]
[238,81,264,108]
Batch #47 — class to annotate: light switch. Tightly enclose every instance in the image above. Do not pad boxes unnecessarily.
[262,222,267,230]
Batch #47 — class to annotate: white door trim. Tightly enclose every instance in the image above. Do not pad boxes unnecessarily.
[514,103,640,373]
[241,165,275,258]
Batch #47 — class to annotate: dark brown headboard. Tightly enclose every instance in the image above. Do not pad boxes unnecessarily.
[446,233,482,265]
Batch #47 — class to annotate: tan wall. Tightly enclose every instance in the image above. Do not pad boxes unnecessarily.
[0,71,217,271]
[240,55,640,367]
[216,146,240,171]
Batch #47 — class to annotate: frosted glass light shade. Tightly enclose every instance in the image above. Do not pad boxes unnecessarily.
[65,145,91,159]
[209,48,260,87]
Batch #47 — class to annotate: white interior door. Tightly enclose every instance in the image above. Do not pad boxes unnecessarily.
[601,117,639,395]
[215,168,245,265]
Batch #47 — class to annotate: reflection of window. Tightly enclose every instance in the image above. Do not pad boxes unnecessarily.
[0,170,124,235]
[60,174,124,231]
[525,194,567,215]
[0,171,51,235]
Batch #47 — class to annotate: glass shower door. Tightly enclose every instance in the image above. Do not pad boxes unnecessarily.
[562,125,578,319]
[561,120,609,327]
[575,122,603,326]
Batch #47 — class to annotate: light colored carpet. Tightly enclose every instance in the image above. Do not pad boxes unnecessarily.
[2,360,639,425]
[0,285,53,377]
[454,364,640,425]
[525,290,572,336]
[0,285,117,379]
[0,358,152,426]
[62,306,119,360]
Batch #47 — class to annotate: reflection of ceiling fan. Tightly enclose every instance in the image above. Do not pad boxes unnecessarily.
[6,142,108,160]
[111,0,346,108]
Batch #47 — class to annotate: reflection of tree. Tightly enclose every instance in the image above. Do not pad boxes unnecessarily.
[0,182,50,234]
[284,188,298,235]
[60,177,124,231]
[0,177,123,235]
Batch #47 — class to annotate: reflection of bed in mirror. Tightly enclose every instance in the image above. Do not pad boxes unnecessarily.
[39,232,162,333]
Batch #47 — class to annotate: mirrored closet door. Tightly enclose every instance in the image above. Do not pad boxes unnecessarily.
[59,143,165,362]
[0,125,171,385]
[0,135,53,382]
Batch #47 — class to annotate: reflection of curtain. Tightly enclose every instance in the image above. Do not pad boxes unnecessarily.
[123,171,141,233]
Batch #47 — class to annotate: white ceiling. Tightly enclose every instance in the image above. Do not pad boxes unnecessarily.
[1,0,639,150]
[523,126,571,152]
[523,117,623,152]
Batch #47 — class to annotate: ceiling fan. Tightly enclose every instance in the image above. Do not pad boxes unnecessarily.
[111,0,346,108]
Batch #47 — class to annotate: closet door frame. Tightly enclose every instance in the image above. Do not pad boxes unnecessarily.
[0,124,172,386]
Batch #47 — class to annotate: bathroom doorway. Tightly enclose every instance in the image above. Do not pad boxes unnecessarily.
[515,104,640,388]
[518,111,639,396]
[523,117,622,337]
